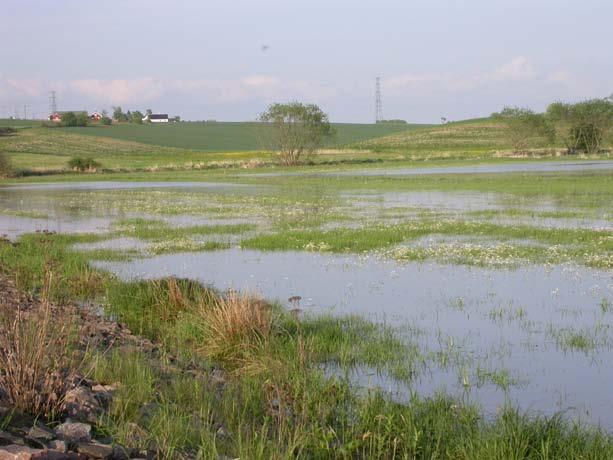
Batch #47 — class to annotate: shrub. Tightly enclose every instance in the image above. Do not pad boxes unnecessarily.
[0,151,11,177]
[492,107,554,152]
[61,112,78,127]
[547,98,613,154]
[75,112,89,127]
[67,156,101,172]
[100,116,112,126]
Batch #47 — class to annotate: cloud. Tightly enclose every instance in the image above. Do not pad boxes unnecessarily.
[547,70,572,84]
[70,77,163,104]
[494,56,536,81]
[384,56,538,94]
[242,75,279,87]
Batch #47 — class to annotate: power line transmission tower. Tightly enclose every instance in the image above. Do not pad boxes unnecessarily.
[49,91,57,115]
[375,77,382,123]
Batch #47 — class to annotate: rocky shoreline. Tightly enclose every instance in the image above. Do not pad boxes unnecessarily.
[0,275,178,460]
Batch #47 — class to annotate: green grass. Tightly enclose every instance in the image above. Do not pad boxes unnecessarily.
[241,219,613,268]
[5,116,609,175]
[61,121,423,152]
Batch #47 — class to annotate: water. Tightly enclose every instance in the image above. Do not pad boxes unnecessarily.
[94,249,613,428]
[1,180,612,428]
[245,160,613,177]
[0,182,260,239]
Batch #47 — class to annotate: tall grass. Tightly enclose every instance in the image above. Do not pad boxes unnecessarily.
[0,298,80,418]
[195,291,273,373]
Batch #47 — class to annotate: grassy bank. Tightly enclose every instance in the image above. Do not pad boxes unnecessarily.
[2,231,613,458]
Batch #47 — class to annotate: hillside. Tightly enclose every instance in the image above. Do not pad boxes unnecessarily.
[59,121,423,152]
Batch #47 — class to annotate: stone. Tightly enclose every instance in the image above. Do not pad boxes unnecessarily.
[26,426,53,442]
[0,433,23,447]
[54,422,91,444]
[110,445,130,460]
[90,384,118,409]
[76,442,113,459]
[46,441,66,453]
[61,387,101,424]
[0,444,42,460]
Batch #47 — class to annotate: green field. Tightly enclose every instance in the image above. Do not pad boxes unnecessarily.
[1,117,610,175]
[59,121,423,152]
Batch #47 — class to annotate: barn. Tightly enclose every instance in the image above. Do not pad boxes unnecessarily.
[143,113,169,123]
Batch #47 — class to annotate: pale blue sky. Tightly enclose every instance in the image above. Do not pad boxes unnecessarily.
[1,0,611,122]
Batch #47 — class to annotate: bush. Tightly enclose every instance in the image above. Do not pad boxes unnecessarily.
[61,112,78,127]
[0,127,17,137]
[547,98,613,154]
[492,107,554,152]
[67,157,101,172]
[75,112,89,127]
[0,151,11,177]
[100,116,112,126]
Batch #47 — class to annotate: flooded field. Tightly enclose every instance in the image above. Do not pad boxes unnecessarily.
[93,250,613,425]
[1,166,611,428]
[246,159,613,177]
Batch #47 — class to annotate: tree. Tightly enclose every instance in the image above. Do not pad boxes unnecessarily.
[75,112,89,127]
[259,102,334,165]
[112,106,128,122]
[546,98,613,154]
[492,107,554,153]
[130,111,144,124]
[61,112,78,127]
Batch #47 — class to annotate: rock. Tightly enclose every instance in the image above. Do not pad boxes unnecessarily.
[46,440,66,453]
[54,422,91,444]
[0,432,23,447]
[0,444,42,460]
[90,384,118,409]
[26,426,53,442]
[62,387,101,424]
[76,442,113,459]
[110,445,131,460]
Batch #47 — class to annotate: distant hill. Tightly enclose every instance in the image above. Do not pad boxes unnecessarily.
[56,121,429,152]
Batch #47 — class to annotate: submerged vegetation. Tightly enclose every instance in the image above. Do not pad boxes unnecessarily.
[1,234,613,458]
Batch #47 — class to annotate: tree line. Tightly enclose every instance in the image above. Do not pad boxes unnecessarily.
[493,96,613,154]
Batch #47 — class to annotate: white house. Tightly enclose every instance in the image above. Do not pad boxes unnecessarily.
[143,113,169,123]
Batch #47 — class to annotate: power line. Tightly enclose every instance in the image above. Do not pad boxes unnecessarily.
[49,91,57,115]
[375,77,382,123]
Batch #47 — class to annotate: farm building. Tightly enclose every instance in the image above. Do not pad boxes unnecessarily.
[143,113,169,123]
[90,111,102,121]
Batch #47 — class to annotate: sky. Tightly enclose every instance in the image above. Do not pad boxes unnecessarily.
[0,0,611,123]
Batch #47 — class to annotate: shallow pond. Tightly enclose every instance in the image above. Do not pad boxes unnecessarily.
[1,179,612,428]
[94,249,613,428]
[0,182,260,239]
[246,160,613,177]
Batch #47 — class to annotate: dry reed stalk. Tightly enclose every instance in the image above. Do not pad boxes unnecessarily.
[0,297,81,418]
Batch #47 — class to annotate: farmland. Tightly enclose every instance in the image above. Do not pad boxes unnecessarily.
[1,116,609,175]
